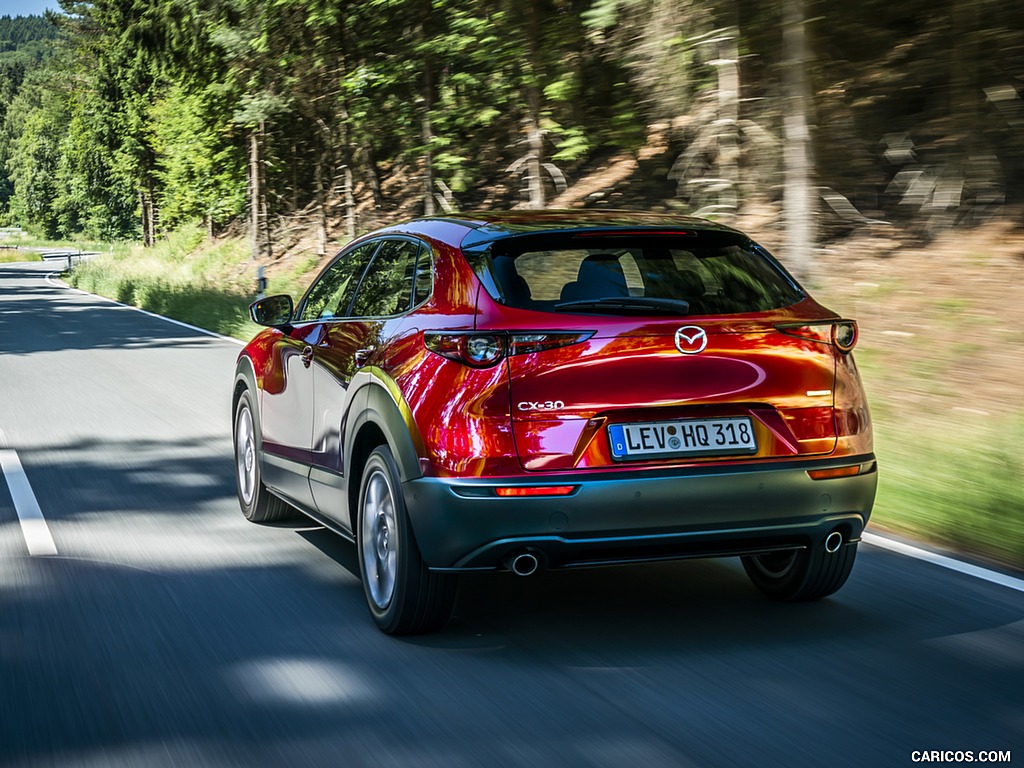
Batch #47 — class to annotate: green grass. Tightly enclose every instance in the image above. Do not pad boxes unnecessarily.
[12,237,122,254]
[66,222,263,340]
[0,249,41,263]
[871,410,1023,569]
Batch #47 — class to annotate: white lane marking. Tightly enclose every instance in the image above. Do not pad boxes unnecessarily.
[0,449,58,556]
[863,532,1024,594]
[44,271,245,346]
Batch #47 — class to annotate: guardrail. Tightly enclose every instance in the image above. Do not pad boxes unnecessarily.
[39,250,101,271]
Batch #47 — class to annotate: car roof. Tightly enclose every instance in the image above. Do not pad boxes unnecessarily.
[406,209,744,249]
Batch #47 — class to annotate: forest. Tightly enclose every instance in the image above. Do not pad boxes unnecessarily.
[0,1,1022,264]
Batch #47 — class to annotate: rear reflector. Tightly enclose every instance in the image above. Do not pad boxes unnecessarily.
[807,465,862,480]
[495,486,577,497]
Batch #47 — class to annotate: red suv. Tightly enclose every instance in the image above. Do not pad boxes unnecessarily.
[233,211,877,634]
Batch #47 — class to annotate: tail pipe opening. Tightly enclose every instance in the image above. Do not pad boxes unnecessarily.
[506,550,542,577]
[824,530,844,554]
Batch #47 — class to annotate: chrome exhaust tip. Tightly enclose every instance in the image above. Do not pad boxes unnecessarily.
[824,531,844,554]
[508,552,540,577]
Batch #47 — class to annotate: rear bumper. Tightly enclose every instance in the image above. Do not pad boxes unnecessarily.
[402,455,878,570]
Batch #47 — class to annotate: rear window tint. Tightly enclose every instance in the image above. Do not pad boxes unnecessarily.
[469,232,802,315]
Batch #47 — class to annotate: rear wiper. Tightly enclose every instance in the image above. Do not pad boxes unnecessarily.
[554,297,691,315]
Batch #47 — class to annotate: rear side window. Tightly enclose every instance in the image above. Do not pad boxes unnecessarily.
[350,239,422,317]
[471,232,802,315]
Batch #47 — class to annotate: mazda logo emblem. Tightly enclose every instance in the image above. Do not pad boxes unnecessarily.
[674,326,708,354]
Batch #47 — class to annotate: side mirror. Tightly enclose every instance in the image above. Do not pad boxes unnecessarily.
[250,294,294,328]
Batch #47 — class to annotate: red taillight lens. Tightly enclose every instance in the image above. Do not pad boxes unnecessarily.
[782,406,836,440]
[507,332,593,356]
[424,331,592,367]
[776,320,858,353]
[495,485,577,497]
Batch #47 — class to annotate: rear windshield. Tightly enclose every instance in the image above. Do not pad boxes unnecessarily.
[466,231,803,315]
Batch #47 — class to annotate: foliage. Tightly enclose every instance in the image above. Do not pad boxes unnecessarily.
[148,85,246,228]
[0,2,1019,240]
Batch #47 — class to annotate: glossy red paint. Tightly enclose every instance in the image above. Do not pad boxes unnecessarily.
[234,210,875,584]
[240,211,873,482]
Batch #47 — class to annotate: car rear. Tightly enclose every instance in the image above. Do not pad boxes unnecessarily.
[402,218,876,578]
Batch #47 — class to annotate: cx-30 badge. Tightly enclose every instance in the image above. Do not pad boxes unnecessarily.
[674,326,708,355]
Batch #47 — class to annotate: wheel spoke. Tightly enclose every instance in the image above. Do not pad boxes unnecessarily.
[362,468,398,610]
[235,406,256,506]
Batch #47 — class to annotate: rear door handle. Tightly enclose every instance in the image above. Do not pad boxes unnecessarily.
[354,347,376,367]
[300,345,314,368]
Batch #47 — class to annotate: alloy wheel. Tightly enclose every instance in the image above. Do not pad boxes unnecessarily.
[235,405,257,507]
[361,468,399,609]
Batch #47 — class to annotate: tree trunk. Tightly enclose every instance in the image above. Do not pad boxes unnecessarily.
[361,143,384,209]
[248,122,270,260]
[716,25,740,217]
[524,0,545,209]
[248,128,259,260]
[782,0,814,283]
[139,191,152,248]
[314,149,327,258]
[422,96,435,216]
[344,165,356,241]
[421,0,436,216]
[525,110,545,209]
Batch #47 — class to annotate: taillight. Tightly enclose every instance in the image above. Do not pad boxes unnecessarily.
[832,321,857,352]
[423,333,505,367]
[776,320,858,353]
[507,332,593,355]
[424,331,592,367]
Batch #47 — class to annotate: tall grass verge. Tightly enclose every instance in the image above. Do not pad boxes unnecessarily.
[871,409,1023,569]
[66,222,262,340]
[0,250,41,263]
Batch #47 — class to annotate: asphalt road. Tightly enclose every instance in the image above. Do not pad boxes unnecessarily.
[1,260,1021,767]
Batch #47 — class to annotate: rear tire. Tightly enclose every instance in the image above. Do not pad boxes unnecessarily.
[357,445,456,635]
[742,539,857,601]
[233,390,292,523]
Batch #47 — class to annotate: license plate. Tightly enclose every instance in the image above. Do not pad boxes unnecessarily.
[608,417,757,460]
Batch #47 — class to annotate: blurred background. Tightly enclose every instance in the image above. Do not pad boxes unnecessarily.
[0,0,1021,567]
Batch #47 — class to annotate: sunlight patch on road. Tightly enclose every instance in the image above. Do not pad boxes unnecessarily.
[927,619,1024,668]
[229,658,373,705]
